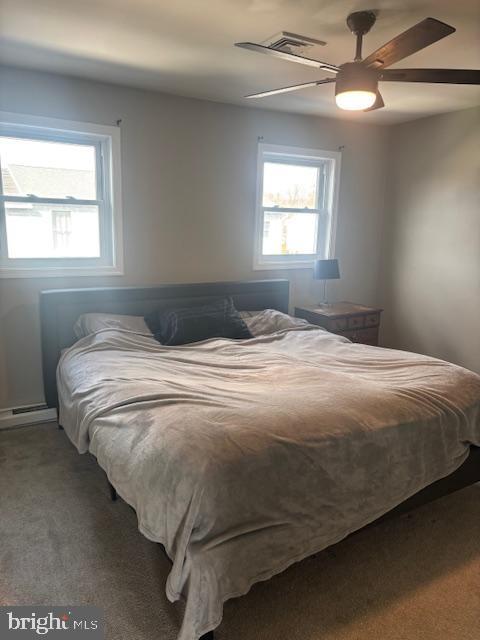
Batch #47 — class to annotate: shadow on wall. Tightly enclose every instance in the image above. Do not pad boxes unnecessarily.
[2,301,44,408]
[380,107,480,373]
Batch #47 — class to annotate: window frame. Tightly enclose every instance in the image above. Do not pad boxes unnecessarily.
[0,111,123,278]
[253,143,341,270]
[52,209,73,251]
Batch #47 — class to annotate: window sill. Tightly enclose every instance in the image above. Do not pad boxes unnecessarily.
[0,265,124,279]
[253,259,316,271]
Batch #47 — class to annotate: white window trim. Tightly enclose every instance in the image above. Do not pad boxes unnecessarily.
[0,111,124,278]
[253,143,341,270]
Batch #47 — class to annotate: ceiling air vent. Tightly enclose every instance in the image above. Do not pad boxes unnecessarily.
[262,32,327,54]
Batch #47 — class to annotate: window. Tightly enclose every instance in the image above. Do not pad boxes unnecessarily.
[254,143,341,269]
[0,112,123,277]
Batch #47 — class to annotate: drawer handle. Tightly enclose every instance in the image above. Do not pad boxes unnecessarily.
[349,317,364,329]
[366,314,379,327]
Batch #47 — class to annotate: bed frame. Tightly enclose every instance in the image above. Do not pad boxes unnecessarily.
[39,279,479,640]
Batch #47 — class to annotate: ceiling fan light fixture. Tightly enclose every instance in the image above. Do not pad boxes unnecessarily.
[334,62,378,110]
[335,90,376,110]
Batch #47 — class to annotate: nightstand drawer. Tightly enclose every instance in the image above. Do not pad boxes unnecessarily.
[348,315,365,329]
[342,327,378,345]
[365,312,381,327]
[329,317,347,331]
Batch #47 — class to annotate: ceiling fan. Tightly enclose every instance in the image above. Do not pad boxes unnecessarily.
[235,11,480,111]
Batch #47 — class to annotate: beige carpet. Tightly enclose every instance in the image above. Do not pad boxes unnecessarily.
[1,423,479,640]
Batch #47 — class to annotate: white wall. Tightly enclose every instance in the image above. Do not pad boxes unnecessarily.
[0,65,389,409]
[380,107,480,374]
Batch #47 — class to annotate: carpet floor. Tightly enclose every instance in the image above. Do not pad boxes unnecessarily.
[1,422,479,640]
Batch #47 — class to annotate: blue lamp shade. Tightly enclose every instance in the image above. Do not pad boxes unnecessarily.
[314,259,340,280]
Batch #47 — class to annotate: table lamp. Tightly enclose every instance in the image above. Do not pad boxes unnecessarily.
[314,259,340,306]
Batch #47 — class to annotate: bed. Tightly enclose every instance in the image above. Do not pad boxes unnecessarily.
[40,279,480,640]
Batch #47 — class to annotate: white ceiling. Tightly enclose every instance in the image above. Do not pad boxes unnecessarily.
[1,0,479,124]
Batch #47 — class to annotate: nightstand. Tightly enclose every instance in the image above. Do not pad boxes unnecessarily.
[294,302,383,346]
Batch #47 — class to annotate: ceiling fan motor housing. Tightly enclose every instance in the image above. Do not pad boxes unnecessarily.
[335,62,378,97]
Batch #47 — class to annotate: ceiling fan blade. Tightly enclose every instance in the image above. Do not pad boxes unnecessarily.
[363,18,455,69]
[245,78,335,99]
[235,42,340,73]
[364,91,385,111]
[380,68,480,84]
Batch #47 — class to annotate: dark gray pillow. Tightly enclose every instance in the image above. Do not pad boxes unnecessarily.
[145,297,252,346]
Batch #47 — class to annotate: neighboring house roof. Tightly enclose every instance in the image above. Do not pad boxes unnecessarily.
[2,164,95,199]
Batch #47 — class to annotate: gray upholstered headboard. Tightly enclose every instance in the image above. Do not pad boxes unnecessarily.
[40,279,289,408]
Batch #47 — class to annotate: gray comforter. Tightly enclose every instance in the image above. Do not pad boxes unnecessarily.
[57,323,480,640]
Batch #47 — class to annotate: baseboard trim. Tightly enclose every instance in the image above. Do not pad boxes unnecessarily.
[0,406,57,429]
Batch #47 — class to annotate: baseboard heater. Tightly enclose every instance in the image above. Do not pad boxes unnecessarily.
[0,404,57,429]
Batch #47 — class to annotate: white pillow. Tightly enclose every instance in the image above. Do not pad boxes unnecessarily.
[73,313,152,338]
[243,309,309,337]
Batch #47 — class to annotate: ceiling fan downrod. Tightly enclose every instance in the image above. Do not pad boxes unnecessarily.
[346,11,377,61]
[354,34,363,61]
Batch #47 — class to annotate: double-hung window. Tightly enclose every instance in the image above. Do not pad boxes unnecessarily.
[254,143,341,269]
[0,112,123,277]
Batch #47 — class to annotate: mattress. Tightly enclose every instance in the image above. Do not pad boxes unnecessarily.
[57,323,480,640]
